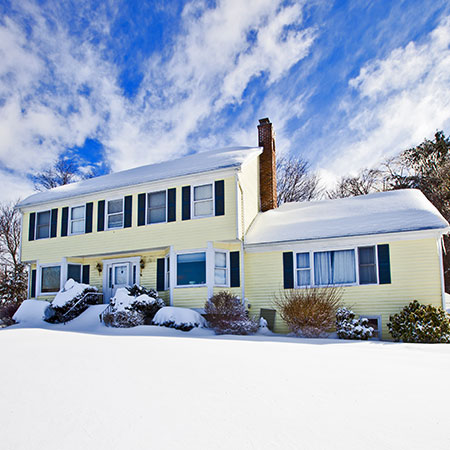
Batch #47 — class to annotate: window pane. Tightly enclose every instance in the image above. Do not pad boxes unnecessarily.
[358,246,375,265]
[108,213,123,228]
[37,225,50,239]
[359,265,377,284]
[314,251,332,285]
[332,250,356,284]
[297,270,310,286]
[215,252,226,268]
[194,200,213,216]
[148,191,166,208]
[71,206,85,220]
[214,268,227,285]
[108,199,123,214]
[114,265,128,285]
[67,264,81,283]
[296,253,310,269]
[71,220,84,234]
[37,211,50,226]
[177,252,206,285]
[194,184,212,201]
[148,207,166,224]
[41,266,61,293]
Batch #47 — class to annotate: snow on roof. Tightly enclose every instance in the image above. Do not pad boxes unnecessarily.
[18,146,262,208]
[245,189,449,245]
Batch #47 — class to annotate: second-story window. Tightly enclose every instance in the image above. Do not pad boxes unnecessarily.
[36,211,51,239]
[193,183,213,218]
[147,191,166,224]
[107,199,123,229]
[70,206,85,235]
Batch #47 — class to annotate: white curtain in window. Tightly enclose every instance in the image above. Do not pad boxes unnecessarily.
[314,251,332,285]
[332,250,356,284]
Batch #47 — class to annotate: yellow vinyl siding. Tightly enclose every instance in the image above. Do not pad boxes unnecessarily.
[173,287,208,308]
[21,176,237,262]
[244,238,443,338]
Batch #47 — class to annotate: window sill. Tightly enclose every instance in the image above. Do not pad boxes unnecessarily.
[175,284,207,289]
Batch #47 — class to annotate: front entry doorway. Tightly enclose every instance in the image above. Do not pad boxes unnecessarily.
[103,257,140,302]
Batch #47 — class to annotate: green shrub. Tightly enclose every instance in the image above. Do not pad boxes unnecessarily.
[387,300,450,343]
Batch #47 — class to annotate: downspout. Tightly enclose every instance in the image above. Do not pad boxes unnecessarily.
[438,236,447,310]
[240,241,245,303]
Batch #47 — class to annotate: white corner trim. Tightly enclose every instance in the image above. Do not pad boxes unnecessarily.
[169,245,175,306]
[438,237,446,309]
[206,241,214,299]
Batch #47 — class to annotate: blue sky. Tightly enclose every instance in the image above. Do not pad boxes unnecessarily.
[0,0,449,201]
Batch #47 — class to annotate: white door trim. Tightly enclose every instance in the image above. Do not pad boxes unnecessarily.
[102,256,141,303]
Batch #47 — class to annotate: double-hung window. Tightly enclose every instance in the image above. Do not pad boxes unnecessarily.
[67,264,82,283]
[41,265,61,293]
[36,211,51,239]
[177,252,206,286]
[296,253,311,287]
[70,206,85,235]
[358,246,377,284]
[193,184,213,217]
[314,250,356,285]
[147,191,166,224]
[214,251,228,286]
[107,199,123,229]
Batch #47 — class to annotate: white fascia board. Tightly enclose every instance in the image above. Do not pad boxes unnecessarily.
[18,167,238,213]
[244,228,449,253]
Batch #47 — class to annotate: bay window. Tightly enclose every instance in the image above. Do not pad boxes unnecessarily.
[177,252,206,286]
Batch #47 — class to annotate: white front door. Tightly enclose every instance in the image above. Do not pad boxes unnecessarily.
[107,263,130,301]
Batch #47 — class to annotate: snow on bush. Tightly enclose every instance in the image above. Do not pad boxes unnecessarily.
[12,300,52,324]
[336,307,373,340]
[388,300,450,343]
[46,279,98,323]
[274,287,342,338]
[152,306,206,331]
[103,285,165,328]
[204,291,258,335]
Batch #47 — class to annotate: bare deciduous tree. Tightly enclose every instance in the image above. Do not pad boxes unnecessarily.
[276,156,321,206]
[327,168,385,199]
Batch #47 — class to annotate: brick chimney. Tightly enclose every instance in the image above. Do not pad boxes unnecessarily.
[258,118,277,211]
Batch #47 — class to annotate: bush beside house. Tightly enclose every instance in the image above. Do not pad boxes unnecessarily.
[336,307,373,340]
[388,300,450,343]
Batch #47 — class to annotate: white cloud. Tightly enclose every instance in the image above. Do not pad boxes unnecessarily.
[318,15,450,179]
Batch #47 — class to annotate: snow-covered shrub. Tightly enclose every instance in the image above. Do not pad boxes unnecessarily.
[387,300,450,343]
[103,285,165,327]
[204,291,258,335]
[152,306,206,331]
[274,287,342,338]
[46,279,98,323]
[12,299,52,324]
[336,307,373,340]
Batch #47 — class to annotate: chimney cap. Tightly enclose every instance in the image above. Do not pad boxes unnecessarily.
[259,117,271,125]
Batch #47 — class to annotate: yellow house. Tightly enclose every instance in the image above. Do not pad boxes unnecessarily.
[17,118,449,339]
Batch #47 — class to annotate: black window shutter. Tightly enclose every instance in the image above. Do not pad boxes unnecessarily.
[138,193,146,226]
[85,203,93,233]
[215,180,225,216]
[168,188,176,222]
[30,269,36,298]
[50,208,58,238]
[97,200,105,231]
[182,186,191,220]
[283,252,294,289]
[82,265,90,285]
[230,251,240,287]
[156,258,165,291]
[28,212,36,241]
[124,195,132,228]
[61,207,69,237]
[377,244,391,284]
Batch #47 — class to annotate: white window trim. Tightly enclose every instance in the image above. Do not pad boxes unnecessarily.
[69,205,86,236]
[214,249,230,287]
[191,183,215,219]
[175,248,207,288]
[35,209,52,240]
[38,263,62,296]
[294,245,382,289]
[147,189,168,225]
[106,197,124,230]
[361,315,382,340]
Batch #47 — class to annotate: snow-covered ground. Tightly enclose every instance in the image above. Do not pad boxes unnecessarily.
[1,306,450,450]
